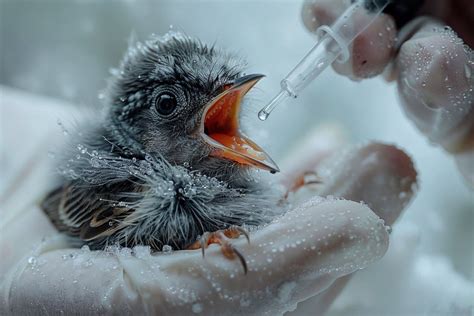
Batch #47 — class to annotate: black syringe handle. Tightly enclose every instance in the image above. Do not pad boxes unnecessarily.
[357,0,425,28]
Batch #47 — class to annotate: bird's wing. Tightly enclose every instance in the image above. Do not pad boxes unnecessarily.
[41,182,134,244]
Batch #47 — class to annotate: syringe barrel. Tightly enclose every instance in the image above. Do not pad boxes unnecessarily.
[281,0,390,96]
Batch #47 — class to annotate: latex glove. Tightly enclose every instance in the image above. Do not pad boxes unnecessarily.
[302,0,474,186]
[0,87,417,315]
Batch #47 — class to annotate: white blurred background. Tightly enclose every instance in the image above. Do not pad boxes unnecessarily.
[1,0,472,314]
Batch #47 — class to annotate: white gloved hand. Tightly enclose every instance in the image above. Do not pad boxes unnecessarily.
[0,87,417,315]
[302,0,474,186]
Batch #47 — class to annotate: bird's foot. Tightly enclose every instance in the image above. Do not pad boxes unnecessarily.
[188,226,250,274]
[283,171,322,200]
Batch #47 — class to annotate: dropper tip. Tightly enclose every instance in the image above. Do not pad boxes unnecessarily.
[257,89,291,122]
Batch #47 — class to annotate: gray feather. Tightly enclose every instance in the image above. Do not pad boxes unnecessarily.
[42,31,284,251]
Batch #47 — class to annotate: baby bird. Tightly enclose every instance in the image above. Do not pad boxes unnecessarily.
[41,32,283,272]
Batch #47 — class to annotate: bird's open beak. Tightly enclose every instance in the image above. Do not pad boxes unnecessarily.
[200,74,280,173]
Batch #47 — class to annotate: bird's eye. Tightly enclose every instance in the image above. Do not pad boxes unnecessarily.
[155,93,177,116]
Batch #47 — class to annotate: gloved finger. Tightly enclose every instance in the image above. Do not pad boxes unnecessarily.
[276,114,417,224]
[396,19,474,183]
[301,0,397,80]
[317,143,417,226]
[1,198,388,315]
[280,129,417,225]
[288,143,417,315]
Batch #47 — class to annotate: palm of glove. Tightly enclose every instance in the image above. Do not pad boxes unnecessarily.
[0,88,417,315]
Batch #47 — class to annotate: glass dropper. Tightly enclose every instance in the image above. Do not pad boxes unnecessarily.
[258,0,391,121]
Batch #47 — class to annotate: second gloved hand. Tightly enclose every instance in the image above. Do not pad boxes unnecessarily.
[302,0,474,186]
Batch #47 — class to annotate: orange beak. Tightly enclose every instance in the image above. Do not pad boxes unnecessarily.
[200,74,279,173]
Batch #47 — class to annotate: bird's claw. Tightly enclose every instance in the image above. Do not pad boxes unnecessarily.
[283,171,323,200]
[188,226,250,274]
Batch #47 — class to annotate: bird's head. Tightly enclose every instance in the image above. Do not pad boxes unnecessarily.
[105,33,279,182]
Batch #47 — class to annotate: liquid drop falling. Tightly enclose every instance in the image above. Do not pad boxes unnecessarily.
[258,109,270,121]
